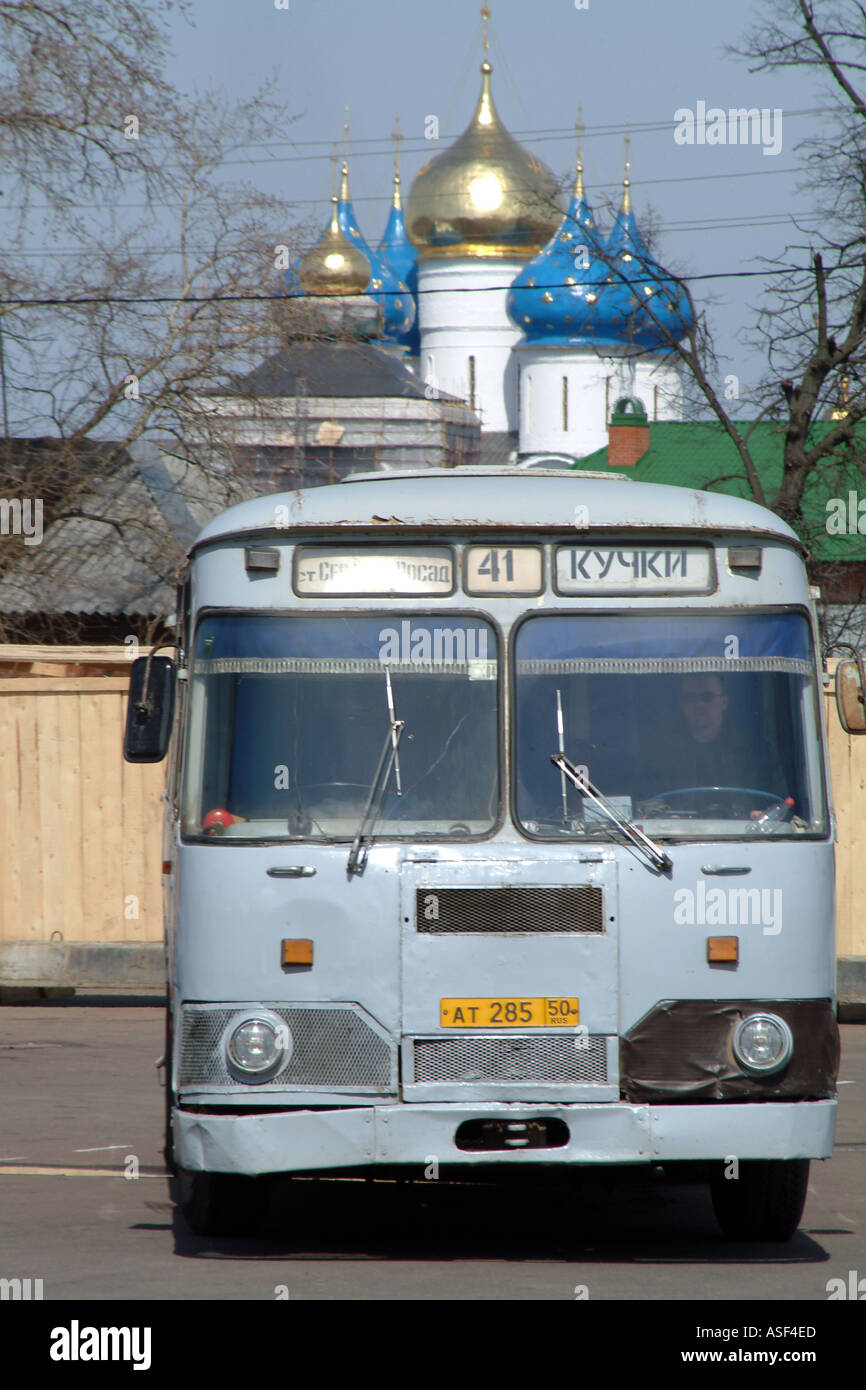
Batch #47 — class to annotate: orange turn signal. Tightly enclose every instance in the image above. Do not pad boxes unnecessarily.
[707,936,739,963]
[281,939,314,967]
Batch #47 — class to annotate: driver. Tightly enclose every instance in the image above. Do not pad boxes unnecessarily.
[646,671,786,805]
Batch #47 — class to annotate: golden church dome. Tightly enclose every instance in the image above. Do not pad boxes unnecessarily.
[297,197,370,296]
[406,61,563,261]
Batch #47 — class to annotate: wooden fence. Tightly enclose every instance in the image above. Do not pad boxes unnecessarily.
[0,646,864,995]
[0,647,165,987]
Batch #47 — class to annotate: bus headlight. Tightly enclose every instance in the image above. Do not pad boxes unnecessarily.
[732,1013,793,1075]
[226,1013,291,1079]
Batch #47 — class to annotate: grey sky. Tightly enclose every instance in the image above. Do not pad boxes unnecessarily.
[0,0,834,429]
[161,0,828,408]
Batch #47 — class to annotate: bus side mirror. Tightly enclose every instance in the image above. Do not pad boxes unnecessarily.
[124,655,177,762]
[835,659,866,734]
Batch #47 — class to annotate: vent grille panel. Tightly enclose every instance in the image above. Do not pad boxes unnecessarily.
[179,1006,394,1090]
[413,1034,608,1084]
[416,885,604,934]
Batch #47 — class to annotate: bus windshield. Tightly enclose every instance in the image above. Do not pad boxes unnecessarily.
[514,611,827,840]
[182,614,499,840]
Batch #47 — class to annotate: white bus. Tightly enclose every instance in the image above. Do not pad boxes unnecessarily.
[125,467,864,1239]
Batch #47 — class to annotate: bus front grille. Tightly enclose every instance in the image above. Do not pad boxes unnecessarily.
[416,885,605,934]
[412,1035,608,1085]
[178,1004,395,1092]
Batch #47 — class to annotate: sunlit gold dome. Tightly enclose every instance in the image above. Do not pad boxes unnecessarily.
[297,197,370,296]
[406,61,563,260]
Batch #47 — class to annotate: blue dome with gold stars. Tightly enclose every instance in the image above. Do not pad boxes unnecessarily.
[336,162,415,345]
[507,156,610,345]
[377,162,420,355]
[509,148,693,353]
[597,168,693,350]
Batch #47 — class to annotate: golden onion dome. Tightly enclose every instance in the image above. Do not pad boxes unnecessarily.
[297,197,370,296]
[406,61,563,260]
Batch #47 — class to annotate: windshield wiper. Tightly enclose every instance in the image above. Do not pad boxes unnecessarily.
[385,668,403,797]
[555,688,569,825]
[550,752,673,874]
[347,673,405,876]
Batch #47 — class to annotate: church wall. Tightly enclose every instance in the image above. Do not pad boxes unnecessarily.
[517,345,614,457]
[630,357,686,422]
[515,347,687,458]
[417,258,525,433]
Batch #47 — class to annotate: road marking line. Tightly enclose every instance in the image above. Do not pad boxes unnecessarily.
[0,1165,165,1178]
[74,1145,132,1153]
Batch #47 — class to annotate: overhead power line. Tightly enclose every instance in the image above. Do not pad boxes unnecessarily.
[0,263,835,307]
[0,161,810,216]
[200,104,845,155]
[0,210,829,259]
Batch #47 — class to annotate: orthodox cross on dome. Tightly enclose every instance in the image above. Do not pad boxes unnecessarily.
[340,107,352,201]
[575,106,585,199]
[392,114,403,175]
[623,122,632,214]
[479,3,494,119]
[391,114,403,208]
[831,375,851,420]
[481,3,493,72]
[329,141,338,198]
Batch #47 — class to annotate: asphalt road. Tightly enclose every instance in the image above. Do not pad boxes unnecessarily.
[1,993,864,1302]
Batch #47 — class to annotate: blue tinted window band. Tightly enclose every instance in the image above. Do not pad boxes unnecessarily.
[195,658,497,677]
[516,657,812,677]
[516,612,811,663]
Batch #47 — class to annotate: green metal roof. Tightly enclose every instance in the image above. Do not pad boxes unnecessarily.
[572,420,866,561]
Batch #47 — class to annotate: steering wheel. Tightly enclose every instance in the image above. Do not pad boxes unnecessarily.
[640,787,787,819]
[447,822,472,835]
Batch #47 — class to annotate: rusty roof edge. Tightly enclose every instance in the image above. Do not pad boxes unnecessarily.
[189,519,806,562]
[188,476,802,557]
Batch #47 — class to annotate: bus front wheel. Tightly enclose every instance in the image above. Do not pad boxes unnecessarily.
[709,1159,809,1242]
[177,1170,271,1237]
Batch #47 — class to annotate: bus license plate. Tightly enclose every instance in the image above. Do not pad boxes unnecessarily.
[440,997,579,1027]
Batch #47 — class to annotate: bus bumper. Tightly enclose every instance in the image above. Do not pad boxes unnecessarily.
[173,1098,836,1175]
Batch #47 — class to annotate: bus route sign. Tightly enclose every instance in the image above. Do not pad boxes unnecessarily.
[555,545,714,594]
[294,547,455,596]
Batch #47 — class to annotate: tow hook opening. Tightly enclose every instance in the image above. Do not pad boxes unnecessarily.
[455,1117,569,1152]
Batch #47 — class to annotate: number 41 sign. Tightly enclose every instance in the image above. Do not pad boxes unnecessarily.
[464,546,543,595]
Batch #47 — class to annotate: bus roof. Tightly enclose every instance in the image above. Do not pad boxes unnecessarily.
[191,468,801,552]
